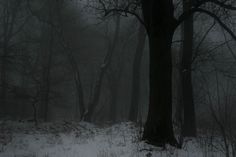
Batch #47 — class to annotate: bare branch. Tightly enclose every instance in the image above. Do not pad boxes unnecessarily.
[221,27,236,62]
[192,20,216,63]
[104,8,145,26]
[177,0,236,27]
[202,0,236,11]
[195,8,236,41]
[92,0,145,27]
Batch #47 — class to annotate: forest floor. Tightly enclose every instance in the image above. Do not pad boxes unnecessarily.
[0,120,224,157]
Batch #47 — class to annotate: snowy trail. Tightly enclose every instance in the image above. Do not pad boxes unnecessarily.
[0,121,223,157]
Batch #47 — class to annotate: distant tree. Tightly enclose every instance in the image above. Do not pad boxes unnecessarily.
[38,0,56,121]
[129,22,146,122]
[0,0,29,116]
[84,14,121,122]
[55,0,86,121]
[27,0,86,121]
[107,15,122,122]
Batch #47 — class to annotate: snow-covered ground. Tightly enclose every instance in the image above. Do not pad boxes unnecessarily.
[0,121,224,157]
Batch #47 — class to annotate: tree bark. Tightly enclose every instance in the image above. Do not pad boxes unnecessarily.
[129,23,146,122]
[141,0,178,146]
[181,0,197,137]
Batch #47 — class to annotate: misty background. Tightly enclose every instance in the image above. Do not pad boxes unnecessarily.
[0,0,236,126]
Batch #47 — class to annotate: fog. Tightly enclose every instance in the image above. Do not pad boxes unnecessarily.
[0,0,236,157]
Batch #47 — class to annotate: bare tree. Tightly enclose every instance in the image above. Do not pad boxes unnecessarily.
[55,1,86,121]
[27,0,86,121]
[84,14,121,122]
[93,0,236,146]
[0,0,29,116]
[200,69,236,157]
[37,1,57,121]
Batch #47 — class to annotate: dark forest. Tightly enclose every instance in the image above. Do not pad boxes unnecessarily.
[0,0,236,156]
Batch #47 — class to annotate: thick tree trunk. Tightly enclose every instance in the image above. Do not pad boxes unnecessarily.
[181,0,197,137]
[143,28,177,146]
[142,0,178,146]
[129,24,146,122]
